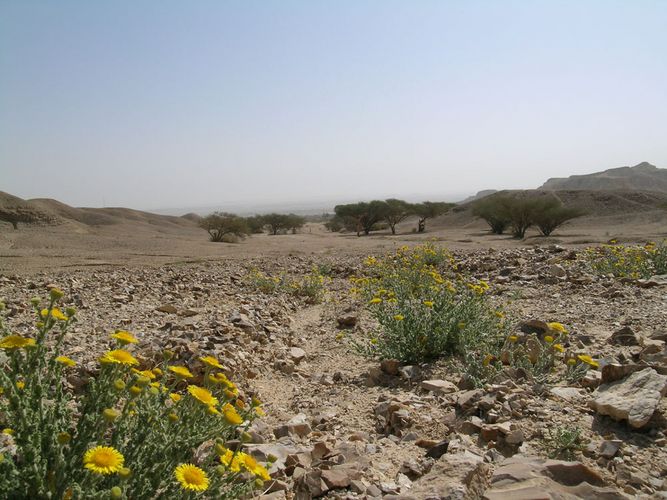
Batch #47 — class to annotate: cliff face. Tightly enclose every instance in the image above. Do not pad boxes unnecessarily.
[540,162,667,193]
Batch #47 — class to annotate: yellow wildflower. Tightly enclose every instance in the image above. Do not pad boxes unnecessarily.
[168,365,193,379]
[100,350,139,366]
[169,393,182,403]
[111,331,138,345]
[552,343,565,353]
[423,301,434,308]
[55,356,77,367]
[199,356,224,369]
[174,463,209,492]
[188,385,219,406]
[577,354,599,368]
[547,322,568,334]
[369,298,382,305]
[222,403,243,425]
[508,335,518,343]
[83,446,125,475]
[0,335,36,350]
[544,335,554,343]
[393,314,405,321]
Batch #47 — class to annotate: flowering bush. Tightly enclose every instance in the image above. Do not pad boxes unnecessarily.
[0,290,270,498]
[463,322,600,386]
[247,267,329,303]
[583,240,667,279]
[350,244,509,363]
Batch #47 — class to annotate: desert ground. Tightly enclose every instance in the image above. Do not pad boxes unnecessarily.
[1,210,667,499]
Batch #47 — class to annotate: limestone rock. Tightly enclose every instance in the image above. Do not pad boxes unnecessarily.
[590,368,667,428]
[421,379,458,395]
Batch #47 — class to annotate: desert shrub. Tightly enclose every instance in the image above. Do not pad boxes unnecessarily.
[473,195,584,238]
[382,199,413,235]
[472,196,511,235]
[582,241,667,279]
[334,201,387,236]
[199,212,249,242]
[288,269,329,304]
[244,215,266,234]
[0,290,270,498]
[247,268,328,303]
[460,322,600,387]
[324,216,345,232]
[349,244,508,364]
[542,426,585,461]
[532,201,585,236]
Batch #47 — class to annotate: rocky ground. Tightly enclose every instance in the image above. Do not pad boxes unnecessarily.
[2,243,667,499]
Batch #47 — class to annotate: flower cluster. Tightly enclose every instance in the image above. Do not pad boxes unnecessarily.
[582,240,667,279]
[349,243,509,363]
[0,290,271,498]
[247,267,329,303]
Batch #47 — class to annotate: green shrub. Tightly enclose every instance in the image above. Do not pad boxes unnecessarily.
[349,244,508,364]
[582,241,667,279]
[199,212,249,242]
[0,291,270,498]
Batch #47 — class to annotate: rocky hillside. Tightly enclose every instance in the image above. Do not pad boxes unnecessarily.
[540,162,667,193]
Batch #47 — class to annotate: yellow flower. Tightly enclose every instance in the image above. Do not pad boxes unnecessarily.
[423,301,434,308]
[49,287,65,301]
[51,308,68,321]
[168,366,194,379]
[547,322,568,334]
[222,403,243,425]
[131,369,155,380]
[40,308,67,321]
[577,354,599,368]
[0,335,36,350]
[207,405,220,415]
[255,406,266,417]
[100,350,139,366]
[102,408,120,422]
[199,356,223,369]
[2,428,14,435]
[508,335,518,343]
[16,381,25,390]
[55,356,77,367]
[111,331,138,345]
[174,463,209,492]
[393,314,405,321]
[220,449,242,472]
[83,446,125,475]
[482,354,495,367]
[369,298,382,305]
[169,393,182,403]
[566,358,577,366]
[544,335,554,343]
[188,385,219,406]
[552,343,565,353]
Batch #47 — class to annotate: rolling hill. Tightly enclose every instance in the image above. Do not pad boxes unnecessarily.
[540,162,667,193]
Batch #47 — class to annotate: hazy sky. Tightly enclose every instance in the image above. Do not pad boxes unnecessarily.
[1,1,666,210]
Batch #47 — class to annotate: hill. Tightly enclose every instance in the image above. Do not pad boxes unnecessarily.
[0,192,196,230]
[540,161,667,192]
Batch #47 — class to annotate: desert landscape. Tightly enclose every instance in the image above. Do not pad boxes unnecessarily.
[3,2,667,498]
[2,162,667,498]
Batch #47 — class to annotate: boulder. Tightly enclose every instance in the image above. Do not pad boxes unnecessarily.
[590,368,667,428]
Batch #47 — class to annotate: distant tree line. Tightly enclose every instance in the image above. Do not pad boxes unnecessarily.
[330,199,455,236]
[472,194,586,238]
[199,212,307,242]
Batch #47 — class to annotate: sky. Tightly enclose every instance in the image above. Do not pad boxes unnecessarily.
[1,1,666,212]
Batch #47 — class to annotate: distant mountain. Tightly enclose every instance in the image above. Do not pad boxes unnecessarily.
[540,162,667,193]
[457,190,498,204]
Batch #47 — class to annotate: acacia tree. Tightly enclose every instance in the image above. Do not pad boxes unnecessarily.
[532,202,586,236]
[244,215,266,234]
[472,196,512,234]
[262,213,291,235]
[286,214,306,234]
[382,199,413,235]
[334,203,380,236]
[413,201,454,233]
[199,212,249,242]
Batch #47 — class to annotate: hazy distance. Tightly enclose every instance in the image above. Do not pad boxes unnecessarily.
[1,1,666,212]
